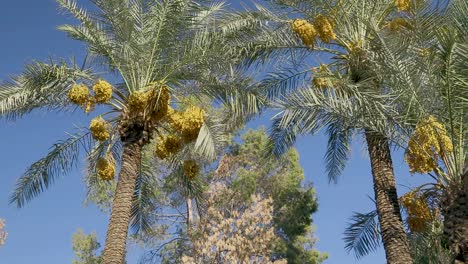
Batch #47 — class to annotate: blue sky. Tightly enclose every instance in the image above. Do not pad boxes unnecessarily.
[0,1,430,263]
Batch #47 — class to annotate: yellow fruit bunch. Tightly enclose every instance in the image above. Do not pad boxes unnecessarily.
[68,80,113,113]
[314,15,336,43]
[148,87,171,122]
[291,15,336,48]
[155,134,182,160]
[405,115,453,173]
[418,48,431,58]
[183,159,199,180]
[292,19,317,48]
[386,18,412,32]
[128,91,148,113]
[68,84,89,106]
[90,116,110,141]
[93,80,113,103]
[400,191,432,232]
[312,64,330,88]
[96,157,115,181]
[128,86,171,121]
[168,106,205,143]
[395,0,411,12]
[404,152,438,175]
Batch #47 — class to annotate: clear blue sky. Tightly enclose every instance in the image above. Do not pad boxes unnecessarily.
[0,1,430,263]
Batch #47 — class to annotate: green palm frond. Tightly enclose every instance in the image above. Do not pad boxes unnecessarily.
[409,228,453,263]
[213,3,283,40]
[10,130,93,208]
[272,84,397,139]
[0,61,93,119]
[261,65,313,100]
[177,166,207,217]
[218,7,328,68]
[194,118,225,162]
[448,0,468,37]
[324,121,352,183]
[131,147,160,235]
[84,139,122,212]
[198,74,266,130]
[161,160,207,216]
[56,0,114,61]
[343,210,381,259]
[268,115,300,157]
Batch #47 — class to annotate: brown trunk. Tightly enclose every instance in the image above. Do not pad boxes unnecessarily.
[102,141,142,264]
[365,131,413,264]
[443,170,468,264]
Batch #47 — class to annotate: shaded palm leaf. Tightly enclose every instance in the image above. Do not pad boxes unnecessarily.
[324,121,352,183]
[343,210,381,259]
[10,130,93,207]
[131,147,160,235]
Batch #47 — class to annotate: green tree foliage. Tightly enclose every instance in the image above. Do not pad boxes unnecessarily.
[208,127,327,263]
[128,128,326,263]
[72,229,102,264]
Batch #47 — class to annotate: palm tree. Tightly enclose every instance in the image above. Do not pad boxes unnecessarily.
[216,0,449,262]
[0,1,261,263]
[337,0,468,262]
[400,0,468,261]
[343,192,453,263]
[433,3,468,262]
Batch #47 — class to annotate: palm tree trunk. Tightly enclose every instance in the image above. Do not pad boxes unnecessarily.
[443,170,468,264]
[365,131,412,264]
[102,141,142,264]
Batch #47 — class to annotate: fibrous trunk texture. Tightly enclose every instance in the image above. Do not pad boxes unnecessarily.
[365,131,413,264]
[102,141,142,264]
[444,170,468,264]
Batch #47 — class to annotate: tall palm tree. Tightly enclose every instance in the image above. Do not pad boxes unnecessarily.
[216,0,450,262]
[0,1,261,263]
[400,0,468,261]
[434,2,468,262]
[337,0,468,262]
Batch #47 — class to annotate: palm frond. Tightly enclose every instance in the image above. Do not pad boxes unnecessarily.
[343,210,381,259]
[409,228,453,263]
[260,65,312,100]
[131,146,159,235]
[198,74,266,130]
[84,139,122,212]
[267,114,301,157]
[10,130,93,208]
[0,61,94,120]
[448,0,468,37]
[193,114,228,162]
[324,121,352,183]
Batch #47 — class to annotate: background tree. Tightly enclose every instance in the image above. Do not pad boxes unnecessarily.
[182,189,285,263]
[72,229,102,264]
[212,128,326,263]
[122,128,325,263]
[0,218,7,246]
